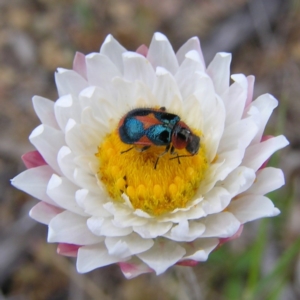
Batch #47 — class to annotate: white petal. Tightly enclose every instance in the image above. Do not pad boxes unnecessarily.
[245,75,255,107]
[105,202,130,216]
[73,167,99,193]
[76,189,111,217]
[77,243,126,273]
[85,53,121,91]
[29,124,65,174]
[147,32,179,74]
[158,203,206,223]
[122,51,155,88]
[176,36,205,68]
[221,74,248,126]
[194,79,226,162]
[113,77,157,110]
[182,238,219,261]
[134,209,152,219]
[228,195,280,223]
[245,167,285,195]
[87,216,132,237]
[250,93,278,144]
[105,233,153,257]
[218,116,259,154]
[193,74,216,116]
[216,149,244,178]
[206,52,232,96]
[11,166,57,206]
[105,238,130,258]
[133,221,173,239]
[137,239,186,275]
[46,174,87,216]
[79,84,116,109]
[79,86,120,130]
[121,194,134,210]
[74,154,98,174]
[200,148,243,194]
[198,161,222,195]
[100,34,127,73]
[219,166,256,198]
[202,105,227,149]
[80,107,109,134]
[113,208,148,227]
[29,202,63,225]
[102,202,121,215]
[48,210,101,244]
[152,67,183,112]
[57,146,76,183]
[54,94,81,131]
[175,51,206,100]
[32,96,59,129]
[181,94,203,131]
[164,220,205,242]
[231,73,248,90]
[55,69,88,98]
[65,120,102,156]
[201,187,231,215]
[242,135,289,171]
[201,212,241,238]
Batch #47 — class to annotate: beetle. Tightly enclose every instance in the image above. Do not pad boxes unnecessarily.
[118,107,200,169]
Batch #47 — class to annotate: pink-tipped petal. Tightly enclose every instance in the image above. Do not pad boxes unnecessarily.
[218,224,244,246]
[73,52,87,80]
[22,151,47,169]
[136,44,148,57]
[176,260,199,267]
[119,261,153,279]
[261,135,273,142]
[57,243,81,257]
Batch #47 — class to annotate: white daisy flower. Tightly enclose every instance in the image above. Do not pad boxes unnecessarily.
[12,32,289,279]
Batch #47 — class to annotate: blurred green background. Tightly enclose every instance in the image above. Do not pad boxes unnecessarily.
[0,0,299,299]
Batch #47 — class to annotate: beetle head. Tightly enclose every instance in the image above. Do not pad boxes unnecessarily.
[172,122,200,155]
[186,134,200,155]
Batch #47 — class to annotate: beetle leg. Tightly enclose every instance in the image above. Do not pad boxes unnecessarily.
[136,145,151,152]
[121,146,134,154]
[169,154,194,161]
[154,144,171,169]
[170,145,181,165]
[121,145,151,154]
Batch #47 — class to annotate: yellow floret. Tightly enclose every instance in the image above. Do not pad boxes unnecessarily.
[96,129,208,216]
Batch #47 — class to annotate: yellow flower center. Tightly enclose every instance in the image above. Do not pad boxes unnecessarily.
[96,128,208,216]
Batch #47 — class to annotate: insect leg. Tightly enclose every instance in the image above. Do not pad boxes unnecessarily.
[121,145,151,154]
[136,145,151,152]
[169,154,193,161]
[154,144,171,169]
[170,145,181,165]
[121,147,134,154]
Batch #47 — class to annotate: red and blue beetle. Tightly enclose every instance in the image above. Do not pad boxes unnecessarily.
[118,107,200,169]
